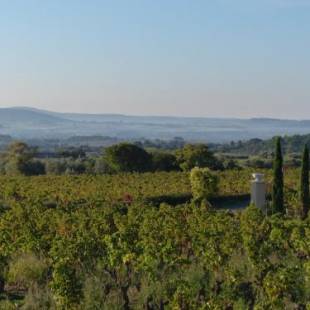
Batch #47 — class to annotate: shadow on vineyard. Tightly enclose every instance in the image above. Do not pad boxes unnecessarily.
[145,193,251,210]
[211,194,251,210]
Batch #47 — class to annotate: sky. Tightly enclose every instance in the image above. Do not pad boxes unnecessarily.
[0,0,309,118]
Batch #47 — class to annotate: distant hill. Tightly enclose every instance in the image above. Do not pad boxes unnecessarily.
[1,107,310,142]
[0,107,69,125]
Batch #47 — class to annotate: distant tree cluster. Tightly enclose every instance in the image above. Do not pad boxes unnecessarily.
[0,142,44,176]
[100,142,224,173]
[103,143,153,173]
[214,133,310,156]
[0,141,224,176]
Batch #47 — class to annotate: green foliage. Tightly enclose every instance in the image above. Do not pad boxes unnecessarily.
[7,253,48,288]
[245,157,273,169]
[0,169,308,308]
[21,284,56,310]
[215,133,310,155]
[223,158,240,170]
[0,300,16,310]
[241,205,271,270]
[5,141,35,163]
[300,144,310,218]
[82,273,111,309]
[1,141,44,176]
[272,137,284,214]
[4,141,35,175]
[190,167,219,203]
[94,157,113,174]
[151,151,179,172]
[176,143,223,171]
[103,143,152,173]
[241,206,310,307]
[51,260,82,307]
[45,159,67,175]
[263,266,305,308]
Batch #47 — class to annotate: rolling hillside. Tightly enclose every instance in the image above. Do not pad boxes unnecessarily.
[1,107,310,142]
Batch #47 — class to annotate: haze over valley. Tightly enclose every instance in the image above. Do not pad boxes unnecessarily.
[2,107,310,143]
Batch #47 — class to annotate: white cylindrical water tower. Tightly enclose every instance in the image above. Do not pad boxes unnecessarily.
[251,173,266,209]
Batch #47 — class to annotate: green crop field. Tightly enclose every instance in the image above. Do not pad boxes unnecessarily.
[0,168,308,309]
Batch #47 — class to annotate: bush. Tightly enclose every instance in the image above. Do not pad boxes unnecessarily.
[7,253,48,289]
[190,167,219,202]
[151,152,179,172]
[24,160,46,176]
[176,144,223,171]
[45,160,67,175]
[94,157,114,174]
[3,142,38,176]
[82,271,124,310]
[64,159,86,175]
[0,300,16,310]
[103,143,152,173]
[22,284,56,310]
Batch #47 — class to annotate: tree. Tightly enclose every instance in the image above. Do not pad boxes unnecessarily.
[300,144,309,218]
[151,152,179,172]
[3,141,42,176]
[190,167,219,203]
[224,159,240,170]
[272,137,284,214]
[45,159,67,175]
[103,143,152,173]
[176,144,223,171]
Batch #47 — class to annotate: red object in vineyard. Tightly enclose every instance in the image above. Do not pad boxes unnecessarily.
[123,193,134,205]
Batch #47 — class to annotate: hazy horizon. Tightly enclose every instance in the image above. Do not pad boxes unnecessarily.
[3,105,310,121]
[0,0,309,119]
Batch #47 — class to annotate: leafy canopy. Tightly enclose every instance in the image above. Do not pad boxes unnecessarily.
[176,144,222,171]
[103,142,152,173]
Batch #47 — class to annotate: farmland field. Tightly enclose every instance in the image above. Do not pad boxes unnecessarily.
[0,168,308,309]
[0,168,301,206]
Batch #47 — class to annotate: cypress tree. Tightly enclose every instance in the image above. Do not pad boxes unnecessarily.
[300,144,309,218]
[272,137,284,214]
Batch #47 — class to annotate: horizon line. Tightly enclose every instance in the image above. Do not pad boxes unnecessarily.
[2,105,310,122]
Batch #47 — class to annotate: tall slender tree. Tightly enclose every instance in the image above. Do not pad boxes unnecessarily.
[300,144,309,218]
[272,137,284,214]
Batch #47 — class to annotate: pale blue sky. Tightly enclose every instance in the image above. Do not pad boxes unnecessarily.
[0,0,309,118]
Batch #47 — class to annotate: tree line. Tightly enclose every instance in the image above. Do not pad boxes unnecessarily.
[0,141,224,176]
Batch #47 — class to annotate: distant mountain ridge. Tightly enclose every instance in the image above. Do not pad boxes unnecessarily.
[1,106,310,142]
[0,107,70,124]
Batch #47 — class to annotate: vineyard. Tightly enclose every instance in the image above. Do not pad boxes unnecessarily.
[0,168,302,207]
[0,168,309,309]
